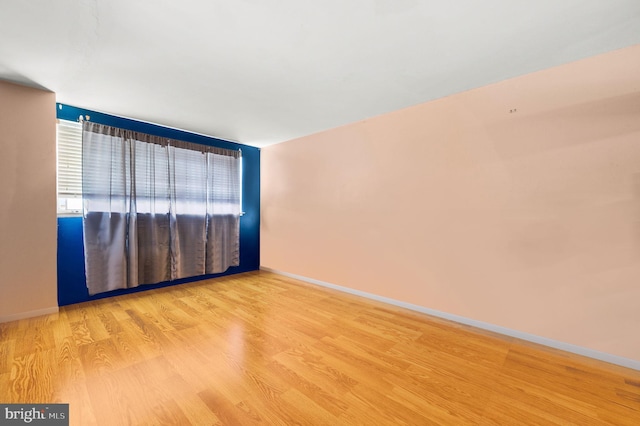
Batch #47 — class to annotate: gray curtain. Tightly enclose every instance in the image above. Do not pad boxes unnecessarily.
[82,121,241,295]
[207,214,240,273]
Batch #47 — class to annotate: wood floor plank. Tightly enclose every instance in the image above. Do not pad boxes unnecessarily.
[278,387,339,426]
[1,270,638,425]
[198,387,260,426]
[9,350,55,403]
[272,349,358,396]
[58,381,99,426]
[388,382,481,425]
[265,358,350,417]
[161,376,222,425]
[341,383,434,425]
[383,362,492,420]
[0,338,15,372]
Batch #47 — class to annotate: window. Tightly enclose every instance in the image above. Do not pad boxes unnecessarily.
[56,119,83,214]
[62,119,243,294]
[56,119,243,215]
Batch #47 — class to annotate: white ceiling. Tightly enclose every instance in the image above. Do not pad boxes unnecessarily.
[1,1,640,147]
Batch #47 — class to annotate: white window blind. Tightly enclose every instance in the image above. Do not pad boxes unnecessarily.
[57,119,83,213]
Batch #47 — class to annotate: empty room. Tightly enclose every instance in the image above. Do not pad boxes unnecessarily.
[1,1,640,425]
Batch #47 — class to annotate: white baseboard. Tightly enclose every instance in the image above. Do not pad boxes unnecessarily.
[0,306,59,323]
[260,267,640,371]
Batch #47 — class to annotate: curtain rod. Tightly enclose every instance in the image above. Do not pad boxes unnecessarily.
[78,115,241,155]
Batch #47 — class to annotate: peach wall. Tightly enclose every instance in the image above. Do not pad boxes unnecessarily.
[0,80,58,321]
[261,44,640,362]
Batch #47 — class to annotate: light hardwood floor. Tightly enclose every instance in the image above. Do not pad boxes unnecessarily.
[1,271,639,425]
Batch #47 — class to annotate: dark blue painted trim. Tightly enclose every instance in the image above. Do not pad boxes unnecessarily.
[56,104,260,306]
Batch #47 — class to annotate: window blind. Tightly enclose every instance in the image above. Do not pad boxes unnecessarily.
[57,119,83,213]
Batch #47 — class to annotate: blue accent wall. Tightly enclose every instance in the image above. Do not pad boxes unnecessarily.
[56,104,260,306]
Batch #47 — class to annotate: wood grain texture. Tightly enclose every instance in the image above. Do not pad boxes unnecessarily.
[1,271,638,425]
